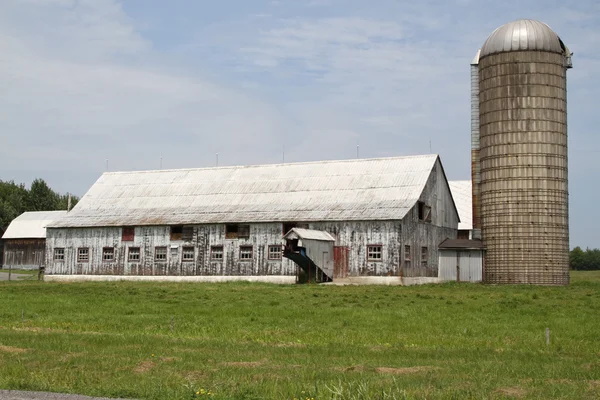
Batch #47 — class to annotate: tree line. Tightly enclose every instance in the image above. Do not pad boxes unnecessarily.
[570,247,600,271]
[0,179,79,229]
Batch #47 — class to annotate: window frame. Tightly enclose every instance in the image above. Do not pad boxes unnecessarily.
[170,225,183,241]
[418,202,432,223]
[155,246,167,262]
[77,247,89,263]
[239,245,253,260]
[210,245,224,261]
[128,247,141,262]
[122,227,135,241]
[182,226,194,241]
[102,247,115,262]
[53,248,65,261]
[225,224,250,239]
[404,245,411,268]
[421,246,428,267]
[268,245,282,260]
[367,244,383,261]
[182,246,195,262]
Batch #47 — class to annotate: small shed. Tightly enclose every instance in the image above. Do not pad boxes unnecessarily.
[2,211,67,270]
[438,239,484,282]
[283,228,335,282]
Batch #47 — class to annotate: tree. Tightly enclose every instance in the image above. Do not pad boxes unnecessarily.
[0,178,79,229]
[27,178,58,211]
[569,246,585,270]
[570,247,600,270]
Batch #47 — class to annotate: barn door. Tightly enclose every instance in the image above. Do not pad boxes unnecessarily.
[333,246,349,279]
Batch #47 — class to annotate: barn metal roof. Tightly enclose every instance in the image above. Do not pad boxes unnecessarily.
[449,180,472,231]
[48,155,440,228]
[438,238,483,250]
[480,19,566,58]
[283,228,335,242]
[2,211,68,239]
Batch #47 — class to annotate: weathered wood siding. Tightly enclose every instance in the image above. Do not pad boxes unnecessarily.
[3,239,46,269]
[46,223,297,276]
[399,159,459,277]
[45,159,458,279]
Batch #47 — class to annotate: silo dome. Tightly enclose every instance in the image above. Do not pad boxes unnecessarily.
[480,19,566,58]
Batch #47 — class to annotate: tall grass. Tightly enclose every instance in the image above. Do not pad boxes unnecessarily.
[0,271,599,399]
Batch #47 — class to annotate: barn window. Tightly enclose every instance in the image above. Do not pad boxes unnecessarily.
[404,245,411,268]
[182,247,195,262]
[421,247,428,266]
[102,247,115,262]
[54,248,65,261]
[155,247,167,262]
[367,245,382,261]
[170,225,183,240]
[211,246,224,260]
[240,246,253,260]
[282,222,309,235]
[268,245,282,260]
[418,202,432,222]
[122,227,135,241]
[77,248,89,263]
[128,247,140,262]
[226,224,250,239]
[182,226,194,241]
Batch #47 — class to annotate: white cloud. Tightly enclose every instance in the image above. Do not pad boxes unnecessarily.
[1,0,600,248]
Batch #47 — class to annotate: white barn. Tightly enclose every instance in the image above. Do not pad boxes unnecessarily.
[45,155,459,283]
[2,211,67,270]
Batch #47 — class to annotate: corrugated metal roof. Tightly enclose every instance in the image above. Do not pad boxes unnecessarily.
[439,238,484,250]
[49,155,439,228]
[480,19,565,58]
[2,211,68,239]
[283,228,335,241]
[449,180,472,230]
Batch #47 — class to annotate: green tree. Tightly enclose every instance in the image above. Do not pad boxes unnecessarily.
[570,246,585,270]
[27,178,58,211]
[0,178,79,229]
[570,247,600,270]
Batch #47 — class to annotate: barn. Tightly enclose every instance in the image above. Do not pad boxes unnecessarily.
[2,211,67,270]
[45,155,459,284]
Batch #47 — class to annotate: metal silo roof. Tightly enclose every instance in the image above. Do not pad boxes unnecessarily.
[480,19,565,57]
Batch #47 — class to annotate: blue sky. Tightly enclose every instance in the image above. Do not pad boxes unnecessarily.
[1,0,598,248]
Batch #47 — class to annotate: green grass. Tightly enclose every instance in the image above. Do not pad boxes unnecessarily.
[0,272,599,399]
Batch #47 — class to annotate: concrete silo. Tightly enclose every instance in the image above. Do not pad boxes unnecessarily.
[472,19,573,285]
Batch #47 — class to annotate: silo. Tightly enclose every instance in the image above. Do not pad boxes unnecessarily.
[476,19,573,285]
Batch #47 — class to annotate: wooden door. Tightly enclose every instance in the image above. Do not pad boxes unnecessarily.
[333,246,349,279]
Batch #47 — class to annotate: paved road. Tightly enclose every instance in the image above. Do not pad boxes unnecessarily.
[0,390,133,400]
[0,272,32,281]
[0,271,32,281]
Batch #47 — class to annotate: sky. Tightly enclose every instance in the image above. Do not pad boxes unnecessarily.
[0,0,598,248]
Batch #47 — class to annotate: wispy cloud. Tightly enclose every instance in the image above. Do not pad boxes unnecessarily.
[0,0,599,247]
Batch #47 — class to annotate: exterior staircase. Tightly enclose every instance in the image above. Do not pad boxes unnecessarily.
[283,247,332,283]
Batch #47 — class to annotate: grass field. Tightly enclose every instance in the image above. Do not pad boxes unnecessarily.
[0,272,599,399]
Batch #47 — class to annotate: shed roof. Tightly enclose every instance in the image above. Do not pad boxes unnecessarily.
[438,238,484,250]
[48,155,440,228]
[449,180,472,231]
[2,211,68,239]
[283,228,335,242]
